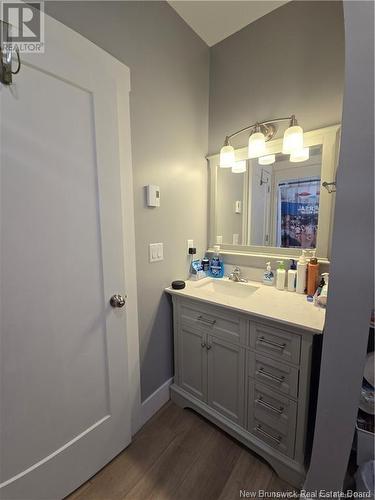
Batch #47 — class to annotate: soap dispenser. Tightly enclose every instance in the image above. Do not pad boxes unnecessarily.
[276,261,286,290]
[263,261,274,286]
[209,245,224,278]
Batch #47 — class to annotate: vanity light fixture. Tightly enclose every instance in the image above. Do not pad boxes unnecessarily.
[258,154,275,166]
[231,160,247,173]
[282,116,304,154]
[219,136,235,168]
[219,114,305,167]
[248,124,266,159]
[290,147,310,163]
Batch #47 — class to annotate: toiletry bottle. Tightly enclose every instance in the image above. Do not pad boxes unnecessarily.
[276,261,286,290]
[209,245,224,278]
[313,274,326,305]
[296,250,307,294]
[317,273,329,307]
[307,253,319,296]
[263,261,274,286]
[287,259,297,292]
[202,257,210,273]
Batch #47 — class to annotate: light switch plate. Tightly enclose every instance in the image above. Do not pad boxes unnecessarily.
[149,242,163,262]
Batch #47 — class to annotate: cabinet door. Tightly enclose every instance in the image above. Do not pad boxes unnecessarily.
[178,327,207,402]
[207,336,245,426]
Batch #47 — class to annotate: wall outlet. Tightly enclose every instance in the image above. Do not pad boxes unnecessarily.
[149,242,163,262]
[187,239,194,254]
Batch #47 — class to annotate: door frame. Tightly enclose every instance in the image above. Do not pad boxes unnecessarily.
[1,6,141,434]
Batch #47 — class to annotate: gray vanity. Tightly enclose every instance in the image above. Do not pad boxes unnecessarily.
[167,280,324,487]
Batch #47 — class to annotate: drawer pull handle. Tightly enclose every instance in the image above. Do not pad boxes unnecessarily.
[257,367,285,384]
[256,397,284,415]
[197,315,216,326]
[258,336,286,350]
[255,425,281,444]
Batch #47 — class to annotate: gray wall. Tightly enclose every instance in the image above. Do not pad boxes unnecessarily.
[208,0,344,154]
[45,1,209,401]
[304,1,374,490]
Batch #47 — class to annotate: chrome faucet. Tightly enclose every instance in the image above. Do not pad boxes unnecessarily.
[228,266,248,283]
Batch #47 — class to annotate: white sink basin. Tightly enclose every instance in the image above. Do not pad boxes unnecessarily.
[194,278,259,299]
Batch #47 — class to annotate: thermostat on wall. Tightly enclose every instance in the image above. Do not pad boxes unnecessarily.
[146,185,160,207]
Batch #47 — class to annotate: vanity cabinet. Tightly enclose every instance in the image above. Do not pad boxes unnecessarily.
[178,323,245,426]
[170,294,316,487]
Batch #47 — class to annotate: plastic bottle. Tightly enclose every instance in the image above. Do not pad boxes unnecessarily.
[209,245,224,278]
[296,250,307,294]
[287,259,297,292]
[317,273,329,307]
[307,253,319,296]
[202,257,210,272]
[263,261,274,286]
[276,261,286,290]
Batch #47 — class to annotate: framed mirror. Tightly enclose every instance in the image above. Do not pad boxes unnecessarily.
[208,125,341,261]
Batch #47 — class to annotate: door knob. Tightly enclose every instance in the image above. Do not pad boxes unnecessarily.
[110,294,126,308]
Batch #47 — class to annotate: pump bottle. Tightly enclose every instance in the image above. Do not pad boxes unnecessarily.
[276,261,286,290]
[296,250,307,294]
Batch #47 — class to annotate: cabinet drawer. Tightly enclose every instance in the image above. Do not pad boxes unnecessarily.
[248,352,299,398]
[248,381,297,440]
[180,301,246,345]
[250,322,301,365]
[250,418,295,458]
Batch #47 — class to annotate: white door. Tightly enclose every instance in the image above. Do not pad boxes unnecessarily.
[0,10,136,500]
[249,163,272,246]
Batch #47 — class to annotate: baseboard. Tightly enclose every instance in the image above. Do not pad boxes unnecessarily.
[134,377,173,433]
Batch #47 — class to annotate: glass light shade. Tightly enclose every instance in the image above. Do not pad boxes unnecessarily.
[290,147,310,163]
[219,144,235,168]
[248,132,266,159]
[231,160,247,173]
[282,125,304,154]
[258,154,275,165]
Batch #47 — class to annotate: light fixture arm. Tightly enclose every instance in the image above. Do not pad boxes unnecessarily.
[226,115,296,142]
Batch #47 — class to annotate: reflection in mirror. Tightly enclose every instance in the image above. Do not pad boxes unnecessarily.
[216,167,246,246]
[216,145,323,249]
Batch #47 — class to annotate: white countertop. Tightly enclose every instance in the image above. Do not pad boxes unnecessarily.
[166,277,325,334]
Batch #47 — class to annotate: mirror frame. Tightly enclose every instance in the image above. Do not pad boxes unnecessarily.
[207,124,341,262]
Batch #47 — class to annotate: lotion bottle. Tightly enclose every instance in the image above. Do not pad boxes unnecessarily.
[296,250,307,294]
[307,253,319,296]
[276,261,286,290]
[287,259,297,292]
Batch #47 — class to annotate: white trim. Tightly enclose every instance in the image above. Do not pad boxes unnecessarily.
[135,378,174,433]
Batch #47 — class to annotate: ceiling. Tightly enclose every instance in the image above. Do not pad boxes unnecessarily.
[168,1,290,47]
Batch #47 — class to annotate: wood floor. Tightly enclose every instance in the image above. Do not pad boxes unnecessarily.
[67,402,295,500]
